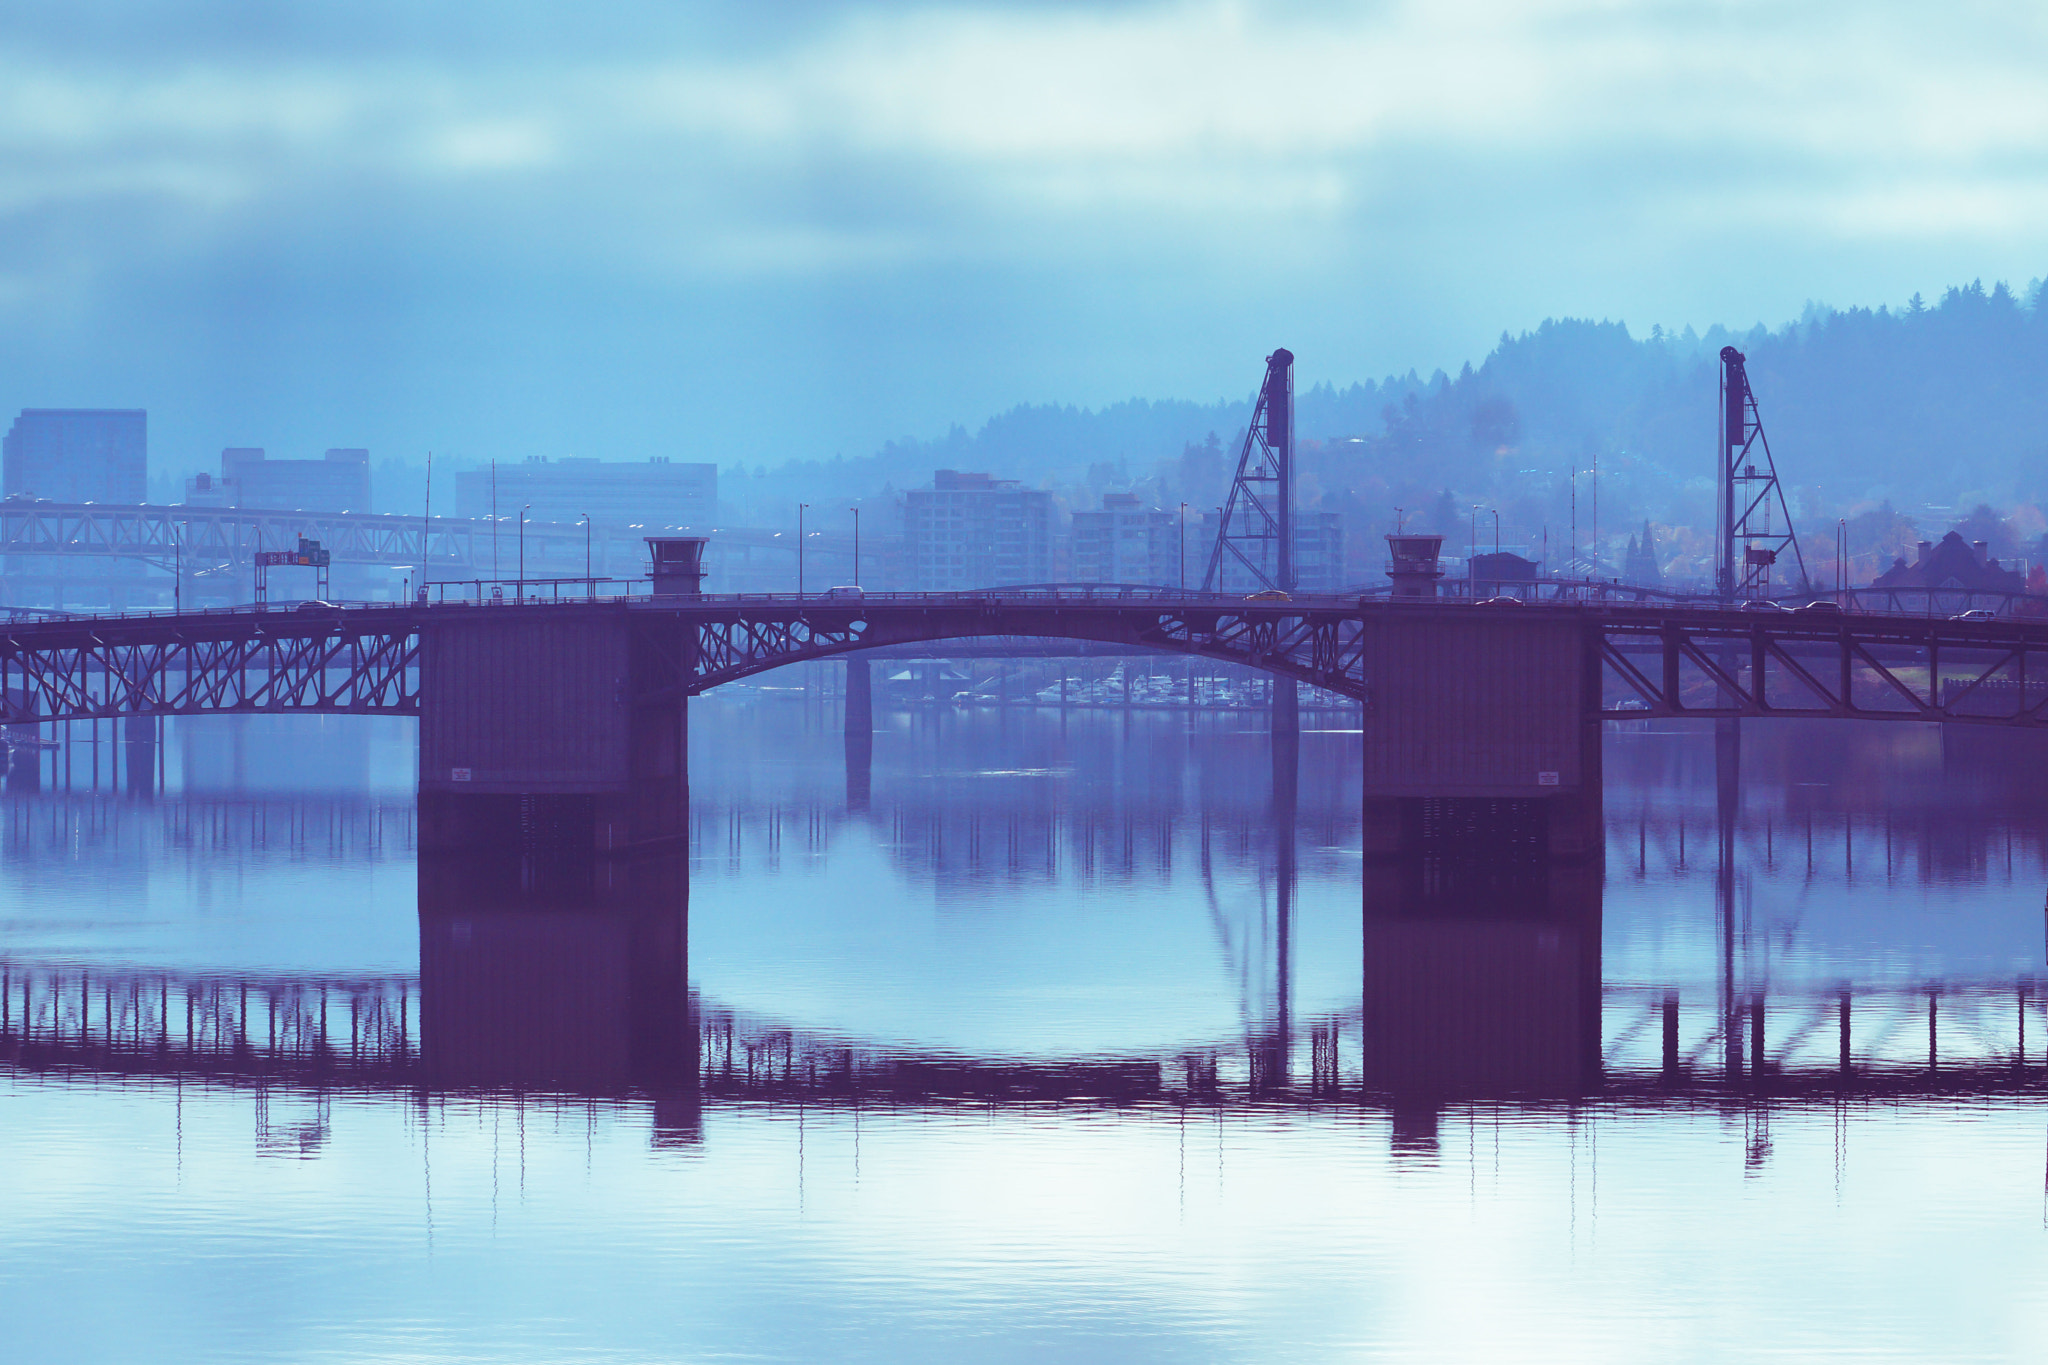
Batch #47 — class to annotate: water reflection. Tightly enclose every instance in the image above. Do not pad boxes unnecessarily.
[3,712,2046,1123]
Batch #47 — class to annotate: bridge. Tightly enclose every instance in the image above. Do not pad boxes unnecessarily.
[5,953,2042,1111]
[2,590,2048,849]
[0,499,867,605]
[6,592,2048,722]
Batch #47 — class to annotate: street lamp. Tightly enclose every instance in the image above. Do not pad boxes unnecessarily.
[798,503,808,596]
[581,512,591,592]
[518,504,529,595]
[849,506,860,588]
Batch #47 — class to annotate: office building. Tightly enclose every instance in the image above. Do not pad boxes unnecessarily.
[1198,510,1345,592]
[453,458,717,531]
[3,409,147,503]
[1070,494,1183,586]
[186,448,372,512]
[902,470,1055,590]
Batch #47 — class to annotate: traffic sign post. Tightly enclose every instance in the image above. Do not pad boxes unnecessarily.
[253,537,333,604]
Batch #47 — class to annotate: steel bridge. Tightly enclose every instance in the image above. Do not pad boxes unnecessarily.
[3,594,2048,730]
[4,956,2043,1105]
[0,500,862,589]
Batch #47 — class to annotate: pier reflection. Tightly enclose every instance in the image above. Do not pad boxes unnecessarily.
[415,854,693,1099]
[4,716,2048,1127]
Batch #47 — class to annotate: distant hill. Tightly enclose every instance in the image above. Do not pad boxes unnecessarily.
[735,278,2048,574]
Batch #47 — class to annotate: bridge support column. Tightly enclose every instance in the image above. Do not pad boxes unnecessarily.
[1271,677,1299,805]
[1356,614,1605,1101]
[5,689,40,794]
[845,657,873,810]
[123,714,156,798]
[417,609,691,867]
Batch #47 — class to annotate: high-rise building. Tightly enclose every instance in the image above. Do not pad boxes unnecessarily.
[193,448,371,512]
[902,470,1055,590]
[453,457,717,531]
[3,409,146,503]
[1070,493,1182,586]
[1198,511,1345,592]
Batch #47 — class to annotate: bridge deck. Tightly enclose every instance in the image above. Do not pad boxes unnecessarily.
[0,593,2046,727]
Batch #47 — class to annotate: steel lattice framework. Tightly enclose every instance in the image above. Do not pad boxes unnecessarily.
[0,608,420,723]
[1597,606,2048,725]
[1,596,2047,728]
[1201,348,1295,594]
[674,590,1373,700]
[0,501,861,581]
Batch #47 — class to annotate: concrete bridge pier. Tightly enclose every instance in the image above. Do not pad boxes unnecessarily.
[1356,613,1604,865]
[417,609,693,866]
[845,657,873,809]
[4,689,40,793]
[124,714,156,798]
[1356,614,1606,1101]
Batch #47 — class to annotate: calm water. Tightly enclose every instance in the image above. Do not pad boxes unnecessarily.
[4,699,2048,1361]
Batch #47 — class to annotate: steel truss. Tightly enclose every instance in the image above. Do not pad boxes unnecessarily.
[0,502,861,582]
[676,593,1371,701]
[1718,346,1808,599]
[1598,609,2048,725]
[5,596,2048,729]
[0,612,420,723]
[1201,348,1294,594]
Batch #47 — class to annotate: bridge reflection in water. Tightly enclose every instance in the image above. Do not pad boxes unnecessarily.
[6,722,2048,1138]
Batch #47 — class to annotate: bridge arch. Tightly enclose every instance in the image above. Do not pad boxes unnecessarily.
[680,594,1372,701]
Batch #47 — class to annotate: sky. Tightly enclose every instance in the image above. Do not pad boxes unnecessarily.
[4,0,2046,480]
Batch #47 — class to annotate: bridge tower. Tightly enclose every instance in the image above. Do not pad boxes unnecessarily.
[1717,346,1808,601]
[1202,349,1295,594]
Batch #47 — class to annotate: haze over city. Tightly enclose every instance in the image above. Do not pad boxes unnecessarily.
[5,1,2045,473]
[7,5,2048,1364]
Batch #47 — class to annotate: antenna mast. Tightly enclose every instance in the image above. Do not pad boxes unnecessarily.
[1202,348,1294,593]
[1717,346,1807,601]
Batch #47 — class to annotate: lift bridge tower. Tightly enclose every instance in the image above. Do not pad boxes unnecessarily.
[1717,345,1809,602]
[1202,348,1295,594]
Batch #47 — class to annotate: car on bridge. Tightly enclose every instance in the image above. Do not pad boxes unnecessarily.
[1242,589,1291,603]
[1798,599,1843,614]
[1951,608,1998,621]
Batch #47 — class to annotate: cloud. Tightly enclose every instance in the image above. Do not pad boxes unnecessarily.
[0,1,2044,461]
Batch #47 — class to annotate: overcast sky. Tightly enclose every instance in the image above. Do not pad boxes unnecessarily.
[4,0,2045,476]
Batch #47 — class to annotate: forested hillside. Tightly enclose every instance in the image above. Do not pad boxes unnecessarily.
[731,278,2048,581]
